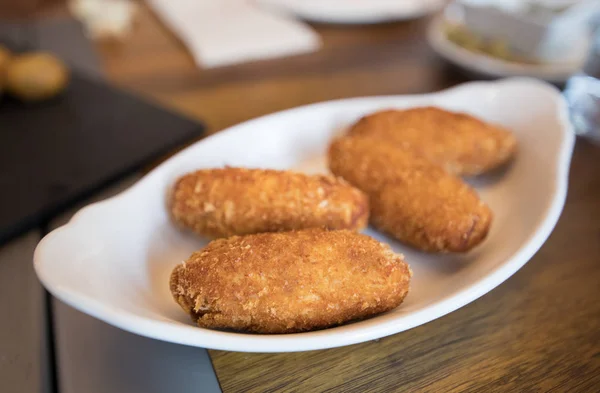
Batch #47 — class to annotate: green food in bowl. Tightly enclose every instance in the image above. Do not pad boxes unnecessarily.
[444,23,540,65]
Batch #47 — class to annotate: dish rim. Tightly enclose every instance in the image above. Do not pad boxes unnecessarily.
[34,78,575,352]
[257,0,446,24]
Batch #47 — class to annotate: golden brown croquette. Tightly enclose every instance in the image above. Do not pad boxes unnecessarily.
[169,167,369,238]
[170,229,412,333]
[348,107,517,176]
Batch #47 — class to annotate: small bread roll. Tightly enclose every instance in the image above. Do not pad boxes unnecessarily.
[170,229,412,333]
[169,167,369,238]
[0,45,12,93]
[348,107,517,176]
[6,52,69,101]
[328,136,492,252]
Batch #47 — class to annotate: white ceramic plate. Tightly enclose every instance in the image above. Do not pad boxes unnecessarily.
[257,0,446,24]
[35,78,574,353]
[427,16,587,83]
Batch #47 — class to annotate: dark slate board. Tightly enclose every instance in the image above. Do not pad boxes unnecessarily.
[0,73,204,244]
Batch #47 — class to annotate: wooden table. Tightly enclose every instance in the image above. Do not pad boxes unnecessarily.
[91,5,600,392]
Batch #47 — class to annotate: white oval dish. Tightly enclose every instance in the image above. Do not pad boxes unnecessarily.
[257,0,446,24]
[35,78,574,353]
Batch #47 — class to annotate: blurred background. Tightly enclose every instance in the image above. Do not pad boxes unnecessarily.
[0,0,597,133]
[1,1,599,393]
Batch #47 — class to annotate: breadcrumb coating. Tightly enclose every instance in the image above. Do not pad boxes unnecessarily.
[170,229,412,333]
[348,107,517,176]
[169,168,369,238]
[328,136,492,252]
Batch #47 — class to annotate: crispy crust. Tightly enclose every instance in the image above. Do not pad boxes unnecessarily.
[328,136,492,252]
[329,135,449,195]
[348,107,517,176]
[169,168,369,238]
[371,180,492,252]
[170,229,412,333]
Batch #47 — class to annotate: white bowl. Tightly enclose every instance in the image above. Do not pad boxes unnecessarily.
[427,16,587,83]
[459,0,595,64]
[35,78,574,353]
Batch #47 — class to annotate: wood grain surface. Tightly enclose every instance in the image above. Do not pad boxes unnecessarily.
[0,231,52,393]
[96,4,600,392]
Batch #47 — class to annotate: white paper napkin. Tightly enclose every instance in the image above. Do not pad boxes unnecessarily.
[146,0,321,68]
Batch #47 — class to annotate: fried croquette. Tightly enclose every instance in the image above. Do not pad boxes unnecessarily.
[169,167,369,238]
[371,177,492,252]
[329,135,449,195]
[170,229,412,333]
[328,136,492,252]
[348,107,517,176]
